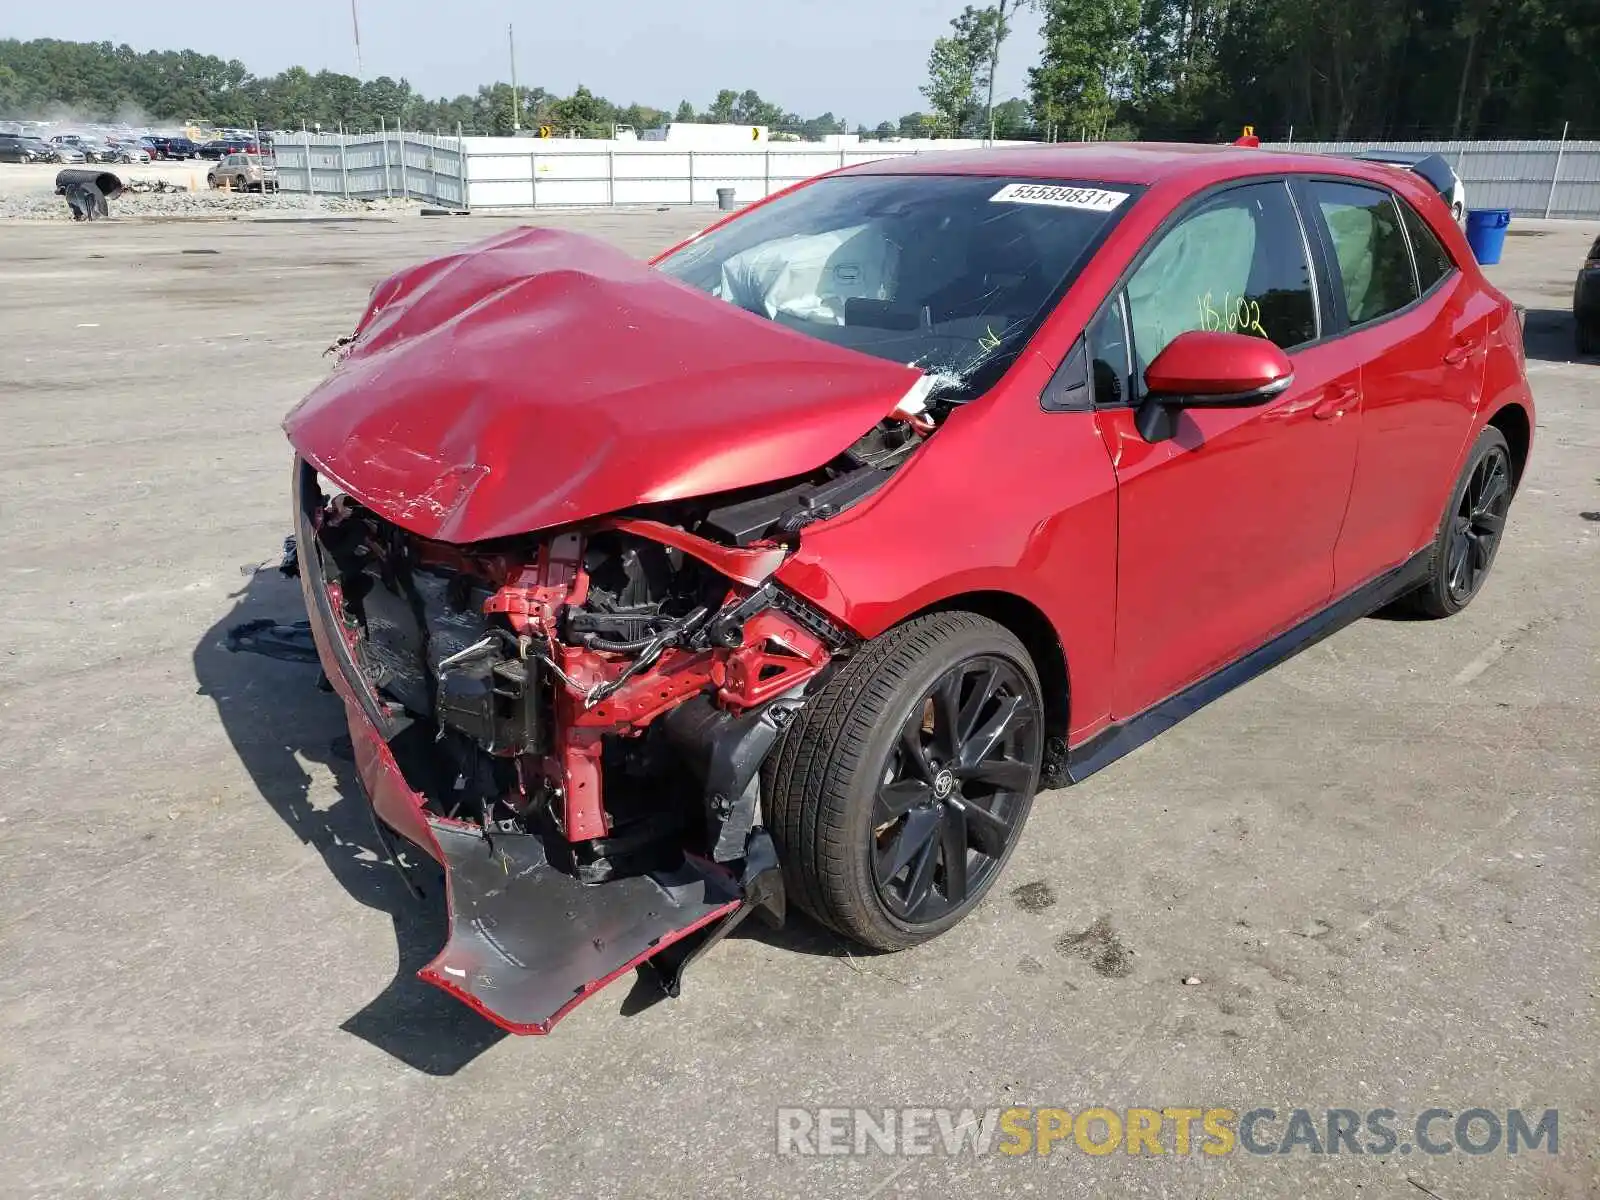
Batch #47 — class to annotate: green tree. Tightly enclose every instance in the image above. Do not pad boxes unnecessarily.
[732,88,786,125]
[704,88,738,122]
[1028,0,1140,139]
[550,84,614,133]
[921,6,1001,135]
[980,1,1039,139]
[991,96,1033,136]
[618,102,664,131]
[673,99,696,122]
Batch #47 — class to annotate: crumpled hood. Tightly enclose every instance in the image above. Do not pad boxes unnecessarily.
[283,225,924,543]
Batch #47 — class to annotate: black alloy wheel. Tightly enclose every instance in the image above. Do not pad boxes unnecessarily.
[871,656,1040,924]
[1400,425,1515,618]
[765,611,1046,950]
[1446,442,1512,605]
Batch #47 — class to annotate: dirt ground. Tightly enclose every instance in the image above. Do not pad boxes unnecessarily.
[0,209,1595,1200]
[0,157,204,197]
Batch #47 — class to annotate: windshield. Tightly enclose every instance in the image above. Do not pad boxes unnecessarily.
[656,173,1137,398]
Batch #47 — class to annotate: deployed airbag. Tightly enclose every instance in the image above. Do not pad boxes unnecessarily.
[719,222,900,326]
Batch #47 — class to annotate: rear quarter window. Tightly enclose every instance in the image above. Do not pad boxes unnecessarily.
[1397,199,1456,294]
[1308,180,1419,327]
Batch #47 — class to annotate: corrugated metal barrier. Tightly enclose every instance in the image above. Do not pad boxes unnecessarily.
[1264,138,1600,218]
[270,133,1600,219]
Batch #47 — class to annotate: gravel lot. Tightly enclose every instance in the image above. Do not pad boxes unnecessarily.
[0,159,390,220]
[0,158,204,198]
[0,210,1595,1199]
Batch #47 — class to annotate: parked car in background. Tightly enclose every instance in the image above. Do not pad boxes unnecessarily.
[50,134,116,163]
[285,143,1534,1034]
[199,137,264,160]
[208,150,279,192]
[143,135,200,160]
[106,140,151,164]
[0,134,50,163]
[32,137,85,164]
[1575,234,1600,354]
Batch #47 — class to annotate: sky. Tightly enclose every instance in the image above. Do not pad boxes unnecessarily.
[12,0,1047,124]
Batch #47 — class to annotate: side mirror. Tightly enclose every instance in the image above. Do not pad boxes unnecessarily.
[1134,330,1294,443]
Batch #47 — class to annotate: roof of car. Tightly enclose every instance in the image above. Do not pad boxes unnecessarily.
[840,141,1415,190]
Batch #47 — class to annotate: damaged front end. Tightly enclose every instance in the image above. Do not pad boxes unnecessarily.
[292,455,874,1032]
[280,226,959,1032]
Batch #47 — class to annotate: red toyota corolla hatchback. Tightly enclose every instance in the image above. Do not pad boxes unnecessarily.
[285,144,1533,1033]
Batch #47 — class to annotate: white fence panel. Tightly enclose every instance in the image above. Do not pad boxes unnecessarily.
[272,134,1600,218]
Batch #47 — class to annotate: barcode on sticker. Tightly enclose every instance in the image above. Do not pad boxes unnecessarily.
[989,183,1128,212]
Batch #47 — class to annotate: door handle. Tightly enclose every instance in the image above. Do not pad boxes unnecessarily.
[1313,385,1358,421]
[1443,334,1481,365]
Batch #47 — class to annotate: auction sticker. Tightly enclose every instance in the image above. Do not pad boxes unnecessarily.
[989,183,1129,212]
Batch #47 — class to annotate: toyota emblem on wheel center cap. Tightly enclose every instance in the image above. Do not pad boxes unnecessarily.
[933,768,956,799]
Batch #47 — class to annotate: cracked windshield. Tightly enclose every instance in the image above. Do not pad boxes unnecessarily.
[656,173,1135,395]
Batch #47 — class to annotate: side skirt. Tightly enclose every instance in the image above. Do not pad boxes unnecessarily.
[1065,551,1432,784]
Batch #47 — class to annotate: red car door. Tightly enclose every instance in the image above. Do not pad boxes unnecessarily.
[1301,180,1500,591]
[1092,179,1363,720]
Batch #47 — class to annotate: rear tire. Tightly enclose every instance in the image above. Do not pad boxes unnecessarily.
[1397,426,1514,618]
[765,612,1044,951]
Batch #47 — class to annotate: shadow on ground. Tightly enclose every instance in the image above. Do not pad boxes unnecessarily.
[1520,306,1596,364]
[195,559,863,1055]
[193,565,507,1075]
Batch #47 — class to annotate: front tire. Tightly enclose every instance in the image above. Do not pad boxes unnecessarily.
[1577,317,1599,356]
[765,612,1044,950]
[1400,426,1514,618]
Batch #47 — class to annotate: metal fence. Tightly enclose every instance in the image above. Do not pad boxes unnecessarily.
[271,131,467,207]
[1265,138,1600,218]
[270,133,1600,219]
[459,143,944,208]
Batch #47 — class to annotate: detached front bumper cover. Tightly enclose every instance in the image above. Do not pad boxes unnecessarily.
[293,459,786,1034]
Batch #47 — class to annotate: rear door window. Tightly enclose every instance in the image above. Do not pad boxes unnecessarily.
[1396,199,1456,294]
[1308,181,1419,326]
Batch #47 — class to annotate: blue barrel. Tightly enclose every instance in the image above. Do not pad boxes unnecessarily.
[1464,208,1512,265]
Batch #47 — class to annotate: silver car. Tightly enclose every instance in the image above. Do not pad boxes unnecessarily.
[43,140,86,164]
[207,151,279,193]
[107,141,151,164]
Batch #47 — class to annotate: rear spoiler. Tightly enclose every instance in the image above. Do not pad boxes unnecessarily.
[1349,150,1458,202]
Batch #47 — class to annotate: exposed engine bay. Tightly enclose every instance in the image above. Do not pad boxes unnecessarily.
[295,422,930,890]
